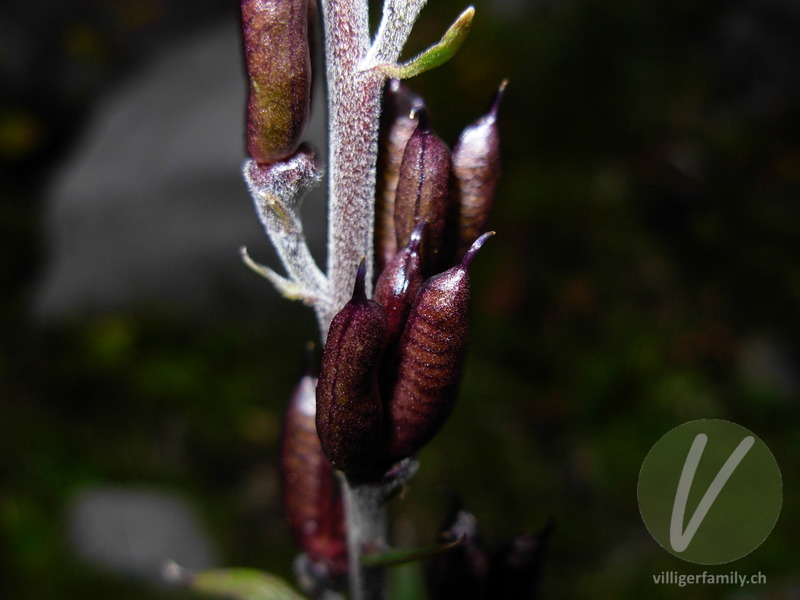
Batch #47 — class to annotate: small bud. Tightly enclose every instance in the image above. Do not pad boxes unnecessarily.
[374,221,425,354]
[426,497,490,600]
[386,232,493,459]
[486,520,553,600]
[394,122,452,271]
[375,80,427,274]
[242,0,312,164]
[279,360,347,581]
[451,81,505,259]
[316,261,388,473]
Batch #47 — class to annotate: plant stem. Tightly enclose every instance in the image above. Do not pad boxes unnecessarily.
[319,0,427,333]
[320,0,381,333]
[341,480,389,600]
[340,459,419,600]
[318,0,432,596]
[243,0,443,595]
[318,0,388,592]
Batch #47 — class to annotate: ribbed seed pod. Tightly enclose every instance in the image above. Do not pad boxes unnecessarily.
[374,221,425,353]
[316,261,388,473]
[375,80,427,275]
[242,0,312,164]
[279,367,347,580]
[451,81,505,259]
[386,232,494,459]
[394,122,452,271]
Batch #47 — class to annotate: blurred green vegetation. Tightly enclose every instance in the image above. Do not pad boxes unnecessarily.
[2,0,799,598]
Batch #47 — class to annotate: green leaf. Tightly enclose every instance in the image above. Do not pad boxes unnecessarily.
[390,560,429,600]
[361,535,464,567]
[369,6,475,79]
[186,567,307,600]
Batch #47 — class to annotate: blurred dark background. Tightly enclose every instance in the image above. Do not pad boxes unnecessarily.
[2,0,799,598]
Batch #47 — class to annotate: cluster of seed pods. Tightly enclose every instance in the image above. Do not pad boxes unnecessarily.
[242,0,505,569]
[277,78,502,583]
[315,79,505,475]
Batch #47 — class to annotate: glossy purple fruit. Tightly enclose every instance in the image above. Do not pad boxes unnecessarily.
[316,261,388,473]
[394,122,452,270]
[451,81,505,259]
[279,367,347,580]
[242,0,312,164]
[374,221,425,353]
[386,232,493,459]
[375,80,427,274]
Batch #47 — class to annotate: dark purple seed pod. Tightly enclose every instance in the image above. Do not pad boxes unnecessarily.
[279,364,347,580]
[374,221,425,353]
[375,80,427,275]
[242,0,312,164]
[451,81,505,260]
[394,121,452,271]
[386,232,494,459]
[316,260,388,474]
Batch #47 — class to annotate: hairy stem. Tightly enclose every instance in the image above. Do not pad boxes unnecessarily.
[340,459,419,600]
[242,0,436,597]
[320,0,379,333]
[319,0,386,592]
[319,0,431,597]
[342,480,388,600]
[243,151,332,332]
[320,0,428,334]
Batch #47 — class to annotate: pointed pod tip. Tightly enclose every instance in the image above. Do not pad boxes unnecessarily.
[353,258,368,301]
[409,221,427,250]
[460,231,495,269]
[487,80,508,120]
[353,256,367,302]
[409,108,430,132]
[414,106,429,127]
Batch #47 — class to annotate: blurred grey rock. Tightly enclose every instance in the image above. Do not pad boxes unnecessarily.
[67,485,218,583]
[34,19,328,320]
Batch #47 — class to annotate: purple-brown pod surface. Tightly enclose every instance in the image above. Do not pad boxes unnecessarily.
[386,232,494,459]
[242,0,312,164]
[375,80,427,275]
[451,81,505,260]
[374,221,425,354]
[279,368,347,580]
[394,122,452,271]
[316,261,388,474]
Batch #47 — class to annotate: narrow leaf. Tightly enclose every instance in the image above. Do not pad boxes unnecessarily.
[367,7,475,79]
[361,535,464,567]
[240,246,314,304]
[188,567,307,600]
